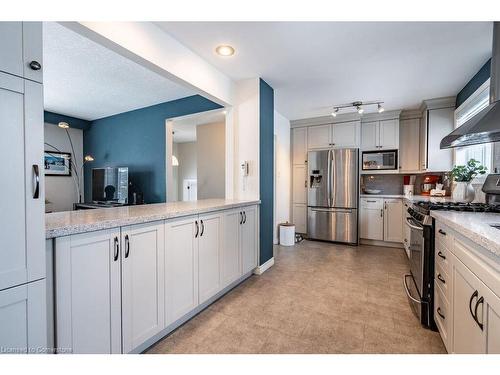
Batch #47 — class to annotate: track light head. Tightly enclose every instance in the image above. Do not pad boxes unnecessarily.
[357,105,364,114]
[331,108,339,117]
[378,103,385,113]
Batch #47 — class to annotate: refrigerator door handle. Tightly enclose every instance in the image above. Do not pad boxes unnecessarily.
[330,149,335,206]
[310,207,353,213]
[327,149,332,207]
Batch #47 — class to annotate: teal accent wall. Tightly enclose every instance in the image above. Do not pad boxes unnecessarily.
[44,111,91,130]
[259,79,274,265]
[83,95,221,203]
[456,58,491,108]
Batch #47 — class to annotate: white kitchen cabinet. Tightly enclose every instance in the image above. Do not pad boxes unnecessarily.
[420,104,454,172]
[165,216,199,326]
[332,121,360,148]
[0,22,43,83]
[293,204,307,234]
[307,124,330,149]
[292,127,308,165]
[198,212,223,304]
[402,200,411,256]
[0,279,46,353]
[55,229,122,354]
[121,221,165,353]
[383,199,403,243]
[399,118,421,172]
[359,198,384,241]
[292,164,307,204]
[241,205,258,274]
[221,209,241,288]
[0,72,45,291]
[361,119,399,150]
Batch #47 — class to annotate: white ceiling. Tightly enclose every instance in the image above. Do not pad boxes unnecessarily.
[43,22,195,121]
[172,110,225,143]
[156,22,493,120]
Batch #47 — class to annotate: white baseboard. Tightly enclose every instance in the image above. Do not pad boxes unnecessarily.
[254,257,274,275]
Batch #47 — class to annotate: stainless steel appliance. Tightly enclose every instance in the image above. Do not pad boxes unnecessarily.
[307,148,358,244]
[92,167,129,204]
[441,22,500,148]
[361,149,398,171]
[482,173,500,206]
[403,199,500,329]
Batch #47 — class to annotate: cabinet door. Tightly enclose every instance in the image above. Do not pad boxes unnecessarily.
[292,165,307,204]
[379,119,399,149]
[452,256,486,354]
[22,22,43,83]
[241,206,258,274]
[165,216,199,326]
[486,294,500,353]
[399,118,420,172]
[55,229,122,354]
[292,127,308,165]
[0,22,23,77]
[221,209,241,288]
[307,124,331,149]
[0,74,44,291]
[361,121,379,150]
[293,204,307,234]
[427,108,454,172]
[198,212,223,304]
[419,110,428,171]
[383,199,403,243]
[121,221,165,353]
[332,121,360,148]
[359,207,383,240]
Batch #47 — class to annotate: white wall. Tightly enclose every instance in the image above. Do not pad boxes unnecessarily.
[176,142,197,200]
[197,122,225,199]
[44,123,83,212]
[273,110,291,244]
[233,78,260,201]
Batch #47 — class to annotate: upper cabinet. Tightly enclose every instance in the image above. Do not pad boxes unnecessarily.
[292,127,308,165]
[0,22,43,83]
[361,118,399,150]
[399,117,421,172]
[420,98,454,172]
[307,121,360,149]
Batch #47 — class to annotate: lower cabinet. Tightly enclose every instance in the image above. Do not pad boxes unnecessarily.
[383,199,403,243]
[121,222,165,353]
[54,204,259,353]
[0,278,46,353]
[55,229,122,354]
[293,204,307,234]
[360,198,403,244]
[164,216,199,327]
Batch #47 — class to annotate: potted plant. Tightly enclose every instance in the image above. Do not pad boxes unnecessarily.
[450,159,488,202]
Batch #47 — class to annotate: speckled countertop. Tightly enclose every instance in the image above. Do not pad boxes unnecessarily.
[360,194,457,203]
[431,211,500,257]
[45,199,260,239]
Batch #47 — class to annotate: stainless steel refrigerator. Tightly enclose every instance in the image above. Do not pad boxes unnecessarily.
[307,148,359,244]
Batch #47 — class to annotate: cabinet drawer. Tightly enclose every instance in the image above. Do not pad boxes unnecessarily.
[435,222,453,251]
[360,198,383,209]
[435,261,451,302]
[434,284,450,352]
[435,242,451,277]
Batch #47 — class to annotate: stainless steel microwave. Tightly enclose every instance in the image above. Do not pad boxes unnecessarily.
[362,150,398,171]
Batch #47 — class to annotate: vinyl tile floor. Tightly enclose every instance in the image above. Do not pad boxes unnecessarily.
[146,240,446,354]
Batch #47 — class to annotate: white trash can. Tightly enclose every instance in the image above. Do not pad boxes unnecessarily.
[279,222,295,246]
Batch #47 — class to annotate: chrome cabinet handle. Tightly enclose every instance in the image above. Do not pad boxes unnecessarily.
[195,220,199,238]
[32,165,40,199]
[113,237,119,261]
[29,60,41,70]
[437,307,445,320]
[437,251,446,260]
[437,274,446,284]
[125,235,130,258]
[243,211,247,224]
[474,296,484,331]
[438,229,446,236]
[200,220,204,237]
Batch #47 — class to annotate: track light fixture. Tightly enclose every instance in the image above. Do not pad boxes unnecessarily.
[328,101,384,116]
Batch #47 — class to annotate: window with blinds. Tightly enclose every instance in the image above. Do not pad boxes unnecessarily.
[454,79,492,178]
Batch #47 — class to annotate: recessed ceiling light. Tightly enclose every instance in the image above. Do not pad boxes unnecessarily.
[215,45,235,56]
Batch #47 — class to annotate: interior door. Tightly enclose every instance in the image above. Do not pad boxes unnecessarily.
[198,212,222,304]
[332,148,358,208]
[121,221,165,353]
[164,216,199,326]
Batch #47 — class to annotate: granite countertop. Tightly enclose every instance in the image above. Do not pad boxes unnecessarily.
[360,194,457,203]
[45,199,260,239]
[431,211,500,257]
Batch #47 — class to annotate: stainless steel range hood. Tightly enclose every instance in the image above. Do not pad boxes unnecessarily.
[441,22,500,149]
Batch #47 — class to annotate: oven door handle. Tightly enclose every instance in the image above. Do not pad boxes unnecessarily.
[406,217,424,231]
[403,274,422,304]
